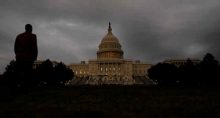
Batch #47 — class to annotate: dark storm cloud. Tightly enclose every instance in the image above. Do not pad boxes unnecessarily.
[1,0,220,73]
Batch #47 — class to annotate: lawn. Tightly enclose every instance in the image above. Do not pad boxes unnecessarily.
[0,86,220,118]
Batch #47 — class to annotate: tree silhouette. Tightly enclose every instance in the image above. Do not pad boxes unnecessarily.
[54,62,74,86]
[148,53,220,87]
[35,59,74,86]
[2,60,19,87]
[179,59,199,86]
[148,63,179,85]
[36,59,54,86]
[0,74,3,86]
[198,53,220,86]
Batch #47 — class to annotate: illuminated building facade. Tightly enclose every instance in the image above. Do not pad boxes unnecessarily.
[68,23,152,85]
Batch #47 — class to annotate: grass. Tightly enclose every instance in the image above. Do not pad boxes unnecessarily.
[0,85,220,118]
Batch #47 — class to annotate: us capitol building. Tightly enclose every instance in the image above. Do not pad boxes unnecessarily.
[68,23,153,85]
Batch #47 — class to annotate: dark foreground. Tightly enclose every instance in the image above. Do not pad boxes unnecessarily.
[0,86,220,118]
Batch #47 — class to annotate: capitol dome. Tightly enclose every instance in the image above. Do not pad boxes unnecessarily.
[97,22,124,59]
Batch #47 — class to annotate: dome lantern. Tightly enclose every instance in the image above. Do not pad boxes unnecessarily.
[108,22,112,33]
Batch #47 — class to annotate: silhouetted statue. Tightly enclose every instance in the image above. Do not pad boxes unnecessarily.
[14,24,38,87]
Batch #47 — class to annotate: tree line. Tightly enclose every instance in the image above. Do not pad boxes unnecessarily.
[1,59,74,88]
[1,53,219,87]
[148,53,220,86]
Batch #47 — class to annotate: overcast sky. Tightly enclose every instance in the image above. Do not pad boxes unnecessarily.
[1,0,220,74]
